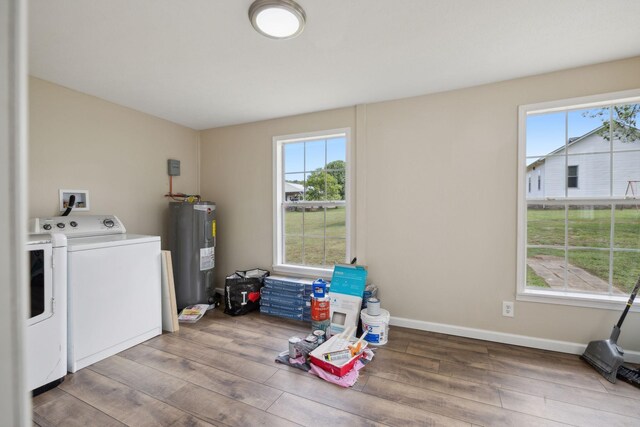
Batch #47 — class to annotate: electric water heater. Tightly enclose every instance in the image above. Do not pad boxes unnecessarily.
[167,201,216,309]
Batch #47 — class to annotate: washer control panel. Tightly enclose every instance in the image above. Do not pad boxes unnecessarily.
[30,215,126,237]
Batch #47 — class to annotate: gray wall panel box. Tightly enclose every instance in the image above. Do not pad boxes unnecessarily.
[168,201,216,310]
[168,159,180,176]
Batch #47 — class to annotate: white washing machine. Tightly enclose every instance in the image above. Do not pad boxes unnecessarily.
[26,233,67,393]
[31,215,162,373]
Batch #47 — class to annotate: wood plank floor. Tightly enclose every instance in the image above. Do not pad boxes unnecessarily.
[32,309,640,426]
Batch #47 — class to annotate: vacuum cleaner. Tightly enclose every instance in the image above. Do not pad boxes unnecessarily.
[581,276,640,384]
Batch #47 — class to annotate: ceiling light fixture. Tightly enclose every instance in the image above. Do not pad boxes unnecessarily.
[249,0,306,40]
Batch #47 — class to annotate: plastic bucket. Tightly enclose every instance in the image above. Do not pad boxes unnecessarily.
[360,308,390,345]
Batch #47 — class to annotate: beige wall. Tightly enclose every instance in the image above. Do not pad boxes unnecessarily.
[28,77,199,243]
[199,108,356,283]
[200,57,640,351]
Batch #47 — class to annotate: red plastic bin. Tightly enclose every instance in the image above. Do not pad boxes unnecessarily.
[309,335,367,377]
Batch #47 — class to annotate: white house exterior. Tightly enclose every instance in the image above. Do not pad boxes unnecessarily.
[285,181,304,201]
[527,126,640,199]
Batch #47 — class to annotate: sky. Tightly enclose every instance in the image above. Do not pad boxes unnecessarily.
[284,137,346,181]
[526,108,608,160]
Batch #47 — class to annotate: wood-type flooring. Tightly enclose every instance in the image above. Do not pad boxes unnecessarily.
[32,309,640,426]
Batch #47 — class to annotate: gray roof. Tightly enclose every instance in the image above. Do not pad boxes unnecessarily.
[285,182,304,193]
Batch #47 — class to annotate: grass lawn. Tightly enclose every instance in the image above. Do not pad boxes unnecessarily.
[281,204,640,291]
[527,206,640,292]
[284,207,346,266]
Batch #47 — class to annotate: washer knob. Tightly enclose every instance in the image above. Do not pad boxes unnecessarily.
[56,223,65,229]
[70,221,78,227]
[43,224,52,231]
[103,219,115,228]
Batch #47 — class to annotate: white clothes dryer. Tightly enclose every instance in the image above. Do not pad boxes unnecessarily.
[31,215,162,372]
[26,233,67,393]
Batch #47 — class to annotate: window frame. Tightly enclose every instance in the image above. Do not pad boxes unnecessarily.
[517,89,640,311]
[567,165,578,189]
[272,128,352,278]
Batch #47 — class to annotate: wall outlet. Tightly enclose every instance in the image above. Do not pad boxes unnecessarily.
[502,301,514,317]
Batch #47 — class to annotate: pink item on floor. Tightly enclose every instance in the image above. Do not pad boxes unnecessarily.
[308,359,366,387]
[289,355,307,365]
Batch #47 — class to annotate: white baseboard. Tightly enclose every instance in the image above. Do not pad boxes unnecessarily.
[390,316,640,364]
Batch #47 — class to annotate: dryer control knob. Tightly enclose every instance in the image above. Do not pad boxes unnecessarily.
[43,224,52,230]
[103,219,115,228]
[56,223,65,229]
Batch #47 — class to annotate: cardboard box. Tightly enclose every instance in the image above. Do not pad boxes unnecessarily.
[328,293,362,335]
[329,264,367,334]
[309,335,367,377]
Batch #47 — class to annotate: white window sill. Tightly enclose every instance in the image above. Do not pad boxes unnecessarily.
[272,264,333,280]
[517,288,639,312]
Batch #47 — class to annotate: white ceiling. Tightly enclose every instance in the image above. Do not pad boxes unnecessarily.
[29,0,640,130]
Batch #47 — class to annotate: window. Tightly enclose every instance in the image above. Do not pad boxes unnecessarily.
[273,129,351,276]
[567,165,578,188]
[518,90,640,307]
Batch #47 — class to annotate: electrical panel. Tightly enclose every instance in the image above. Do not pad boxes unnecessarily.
[168,159,181,176]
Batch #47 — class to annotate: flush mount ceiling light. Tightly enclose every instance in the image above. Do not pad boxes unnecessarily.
[249,0,306,40]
